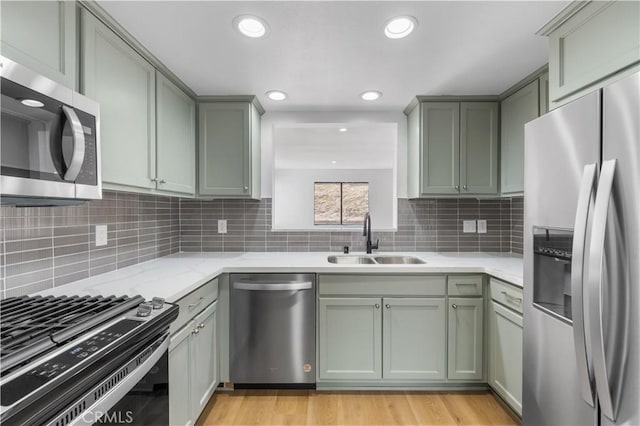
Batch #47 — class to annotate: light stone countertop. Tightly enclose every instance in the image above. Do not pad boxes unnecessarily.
[36,252,523,302]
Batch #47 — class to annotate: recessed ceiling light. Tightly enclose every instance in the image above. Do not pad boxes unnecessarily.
[385,16,417,39]
[20,99,44,108]
[266,90,287,101]
[234,15,268,38]
[361,91,382,101]
[331,161,337,164]
[339,128,348,132]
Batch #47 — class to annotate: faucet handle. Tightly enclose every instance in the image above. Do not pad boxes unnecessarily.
[373,239,379,250]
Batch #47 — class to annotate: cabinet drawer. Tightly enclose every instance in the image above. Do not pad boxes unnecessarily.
[171,278,219,334]
[489,278,523,314]
[318,275,446,297]
[447,275,484,296]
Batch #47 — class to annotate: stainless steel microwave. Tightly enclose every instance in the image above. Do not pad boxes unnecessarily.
[0,55,101,204]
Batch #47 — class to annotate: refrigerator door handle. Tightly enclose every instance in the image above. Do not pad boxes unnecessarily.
[571,163,597,407]
[588,159,623,421]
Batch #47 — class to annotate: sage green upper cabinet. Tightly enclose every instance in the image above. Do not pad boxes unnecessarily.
[382,297,446,381]
[0,1,76,89]
[81,10,156,192]
[459,102,499,194]
[156,72,196,195]
[448,297,484,381]
[420,103,460,195]
[539,72,549,115]
[539,0,640,108]
[199,100,262,199]
[406,100,498,197]
[318,297,382,381]
[500,80,539,194]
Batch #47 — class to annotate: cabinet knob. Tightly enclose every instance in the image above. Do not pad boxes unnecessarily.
[159,179,166,184]
[375,303,380,309]
[150,177,158,183]
[385,304,391,309]
[193,328,200,334]
[199,323,205,329]
[463,184,468,190]
[452,304,458,309]
[244,186,249,191]
[454,185,459,191]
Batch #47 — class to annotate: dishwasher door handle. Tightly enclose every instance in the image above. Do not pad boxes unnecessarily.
[233,281,313,291]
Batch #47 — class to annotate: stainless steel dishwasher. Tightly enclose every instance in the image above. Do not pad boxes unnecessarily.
[230,273,316,387]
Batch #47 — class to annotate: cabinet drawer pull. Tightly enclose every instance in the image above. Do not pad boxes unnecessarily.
[452,304,458,309]
[375,303,380,309]
[188,297,204,310]
[501,291,523,303]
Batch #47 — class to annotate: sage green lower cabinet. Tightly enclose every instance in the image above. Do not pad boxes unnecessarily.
[191,301,219,417]
[382,298,446,380]
[488,300,523,415]
[169,279,219,426]
[318,297,382,380]
[169,323,193,426]
[0,1,77,89]
[447,297,484,380]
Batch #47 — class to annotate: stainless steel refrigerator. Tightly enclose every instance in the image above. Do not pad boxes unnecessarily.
[523,71,639,426]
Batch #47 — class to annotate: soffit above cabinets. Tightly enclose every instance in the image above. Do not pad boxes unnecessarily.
[97,1,568,111]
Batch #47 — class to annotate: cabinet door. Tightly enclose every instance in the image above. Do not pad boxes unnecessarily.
[191,301,218,418]
[169,322,195,426]
[500,81,539,194]
[156,72,195,195]
[539,73,549,115]
[489,301,523,415]
[459,102,498,194]
[0,1,76,88]
[448,297,484,380]
[318,297,382,380]
[199,102,252,197]
[420,103,460,195]
[382,298,446,380]
[81,10,156,191]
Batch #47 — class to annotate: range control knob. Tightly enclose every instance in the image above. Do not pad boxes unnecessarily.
[151,297,165,309]
[137,303,153,317]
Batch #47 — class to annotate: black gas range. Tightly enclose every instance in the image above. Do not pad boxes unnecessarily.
[0,294,178,425]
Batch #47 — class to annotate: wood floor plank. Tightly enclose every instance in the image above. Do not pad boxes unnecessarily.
[197,390,520,426]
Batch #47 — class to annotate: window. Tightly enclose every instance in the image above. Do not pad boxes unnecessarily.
[314,182,369,225]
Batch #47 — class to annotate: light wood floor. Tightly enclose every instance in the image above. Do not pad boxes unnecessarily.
[196,390,520,426]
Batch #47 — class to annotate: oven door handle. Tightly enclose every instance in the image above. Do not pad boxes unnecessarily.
[51,333,169,426]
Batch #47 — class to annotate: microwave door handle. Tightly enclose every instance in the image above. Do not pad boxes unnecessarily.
[61,105,85,182]
[571,163,598,407]
[588,159,624,421]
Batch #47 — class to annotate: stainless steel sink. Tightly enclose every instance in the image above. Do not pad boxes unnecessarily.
[327,255,377,264]
[373,255,426,264]
[327,255,426,264]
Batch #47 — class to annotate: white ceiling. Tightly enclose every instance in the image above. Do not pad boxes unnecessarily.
[274,124,397,169]
[98,1,568,111]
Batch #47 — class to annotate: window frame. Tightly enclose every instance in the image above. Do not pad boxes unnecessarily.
[313,181,369,226]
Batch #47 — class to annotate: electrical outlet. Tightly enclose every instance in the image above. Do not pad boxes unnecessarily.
[95,225,108,246]
[218,219,227,234]
[477,220,487,234]
[463,220,477,233]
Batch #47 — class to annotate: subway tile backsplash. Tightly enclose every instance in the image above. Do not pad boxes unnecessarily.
[0,191,180,299]
[179,197,524,254]
[0,192,523,298]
